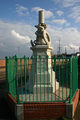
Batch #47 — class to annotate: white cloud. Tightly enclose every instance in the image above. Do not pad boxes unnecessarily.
[63,0,80,7]
[69,6,80,23]
[53,0,80,7]
[64,45,69,49]
[16,4,29,16]
[47,25,80,53]
[52,19,67,25]
[0,19,80,58]
[11,30,31,43]
[69,44,79,50]
[32,7,42,12]
[32,7,53,18]
[0,21,35,58]
[0,43,5,47]
[11,30,25,40]
[56,10,64,16]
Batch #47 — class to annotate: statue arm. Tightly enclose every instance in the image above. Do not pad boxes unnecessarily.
[46,31,50,42]
[47,34,50,42]
[43,30,51,45]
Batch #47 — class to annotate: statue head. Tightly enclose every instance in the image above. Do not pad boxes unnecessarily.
[38,26,44,31]
[40,23,47,29]
[35,23,46,30]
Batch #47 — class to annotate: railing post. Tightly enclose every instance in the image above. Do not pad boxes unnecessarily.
[36,56,38,101]
[66,58,68,99]
[54,55,56,100]
[59,57,60,100]
[20,58,23,103]
[44,56,45,101]
[46,55,49,101]
[15,55,19,104]
[76,57,78,89]
[70,57,72,103]
[39,55,42,101]
[31,55,34,101]
[5,56,9,91]
[62,55,64,100]
[28,57,31,101]
[24,55,27,101]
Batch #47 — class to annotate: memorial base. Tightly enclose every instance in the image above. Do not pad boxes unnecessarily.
[30,45,59,94]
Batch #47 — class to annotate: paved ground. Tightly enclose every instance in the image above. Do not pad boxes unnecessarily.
[19,87,70,102]
[0,83,16,120]
[74,101,80,120]
[0,82,80,120]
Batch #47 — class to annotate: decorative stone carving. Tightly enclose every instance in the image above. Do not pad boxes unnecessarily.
[30,10,51,47]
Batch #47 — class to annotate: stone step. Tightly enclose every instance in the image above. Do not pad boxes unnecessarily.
[34,85,53,93]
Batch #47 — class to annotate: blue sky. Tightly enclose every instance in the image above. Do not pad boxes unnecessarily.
[0,0,80,58]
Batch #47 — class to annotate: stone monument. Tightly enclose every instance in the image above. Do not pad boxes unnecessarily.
[29,10,59,94]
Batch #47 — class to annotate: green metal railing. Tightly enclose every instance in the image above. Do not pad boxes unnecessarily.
[5,55,78,104]
[70,57,78,103]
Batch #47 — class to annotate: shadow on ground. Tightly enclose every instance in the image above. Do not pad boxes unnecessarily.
[0,84,16,120]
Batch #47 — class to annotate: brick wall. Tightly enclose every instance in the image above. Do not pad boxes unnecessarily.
[0,60,6,83]
[72,89,79,113]
[23,102,66,119]
[6,90,79,120]
[0,60,5,67]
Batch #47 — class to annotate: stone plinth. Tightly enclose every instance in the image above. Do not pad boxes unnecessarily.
[29,45,59,93]
[31,45,53,73]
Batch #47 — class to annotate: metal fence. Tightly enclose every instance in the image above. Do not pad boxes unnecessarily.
[5,55,78,104]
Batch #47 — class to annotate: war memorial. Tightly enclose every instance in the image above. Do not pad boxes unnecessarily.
[5,10,79,120]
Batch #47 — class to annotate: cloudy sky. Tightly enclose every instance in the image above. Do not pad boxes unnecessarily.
[0,0,80,58]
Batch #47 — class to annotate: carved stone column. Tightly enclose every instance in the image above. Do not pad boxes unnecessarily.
[39,10,44,24]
